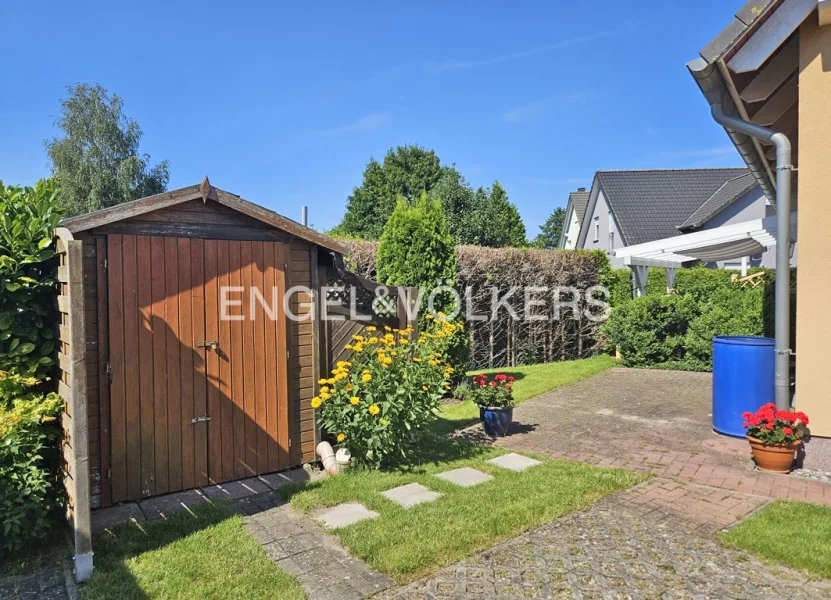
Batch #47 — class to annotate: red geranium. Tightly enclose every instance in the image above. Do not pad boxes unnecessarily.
[469,373,515,409]
[742,403,808,445]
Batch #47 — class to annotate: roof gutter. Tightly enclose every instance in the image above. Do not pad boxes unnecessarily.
[711,103,793,410]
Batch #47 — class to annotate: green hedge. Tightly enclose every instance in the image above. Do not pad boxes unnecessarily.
[603,266,788,371]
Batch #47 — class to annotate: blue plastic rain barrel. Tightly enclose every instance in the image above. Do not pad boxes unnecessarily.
[712,336,775,437]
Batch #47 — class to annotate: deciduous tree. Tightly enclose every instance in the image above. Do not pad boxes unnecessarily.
[531,206,566,249]
[45,83,169,216]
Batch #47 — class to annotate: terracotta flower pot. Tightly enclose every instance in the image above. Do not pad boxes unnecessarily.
[747,436,800,474]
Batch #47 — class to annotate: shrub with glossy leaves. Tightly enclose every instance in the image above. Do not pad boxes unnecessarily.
[0,180,62,378]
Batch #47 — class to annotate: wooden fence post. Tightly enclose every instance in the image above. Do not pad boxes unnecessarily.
[55,228,93,583]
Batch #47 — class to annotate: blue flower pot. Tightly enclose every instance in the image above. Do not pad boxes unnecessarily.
[480,407,513,437]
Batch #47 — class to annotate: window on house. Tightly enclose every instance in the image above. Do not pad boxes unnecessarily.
[594,223,599,242]
[609,231,614,252]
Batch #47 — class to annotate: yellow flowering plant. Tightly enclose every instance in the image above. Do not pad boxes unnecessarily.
[314,320,457,468]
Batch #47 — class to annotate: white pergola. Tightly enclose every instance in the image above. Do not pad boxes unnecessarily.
[614,213,798,296]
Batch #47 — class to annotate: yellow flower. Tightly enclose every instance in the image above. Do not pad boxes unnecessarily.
[422,386,428,391]
[353,334,365,342]
[366,326,377,332]
[368,404,380,416]
[384,326,392,331]
[380,418,387,425]
[337,433,346,443]
[320,391,331,400]
[413,357,422,363]
[362,373,372,382]
[402,373,407,380]
[344,383,354,391]
[353,344,364,353]
[326,378,335,385]
[399,338,409,345]
[368,336,378,344]
[318,378,328,385]
[384,356,393,365]
[320,386,329,394]
[390,351,397,357]
[444,385,451,390]
[350,396,360,405]
[310,397,322,408]
[345,344,353,350]
[437,311,446,318]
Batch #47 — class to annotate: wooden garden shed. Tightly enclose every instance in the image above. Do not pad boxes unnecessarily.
[57,178,348,521]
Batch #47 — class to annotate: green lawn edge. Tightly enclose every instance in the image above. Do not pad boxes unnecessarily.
[284,438,648,583]
[82,501,305,600]
[719,500,831,581]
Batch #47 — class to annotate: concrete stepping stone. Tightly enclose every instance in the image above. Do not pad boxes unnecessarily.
[316,503,379,529]
[487,453,542,472]
[435,467,493,487]
[381,483,442,508]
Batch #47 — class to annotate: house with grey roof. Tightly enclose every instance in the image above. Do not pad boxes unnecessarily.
[564,167,790,270]
[558,187,589,249]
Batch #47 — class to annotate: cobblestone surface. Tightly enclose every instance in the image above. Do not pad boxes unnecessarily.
[381,480,831,600]
[468,368,831,505]
[244,503,394,600]
[0,546,71,600]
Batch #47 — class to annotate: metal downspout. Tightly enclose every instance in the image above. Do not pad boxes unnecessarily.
[711,104,793,410]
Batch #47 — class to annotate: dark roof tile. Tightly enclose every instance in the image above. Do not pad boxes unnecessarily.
[570,189,590,221]
[595,168,750,246]
[678,172,759,231]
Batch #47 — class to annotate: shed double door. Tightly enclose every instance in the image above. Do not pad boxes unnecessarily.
[107,235,291,503]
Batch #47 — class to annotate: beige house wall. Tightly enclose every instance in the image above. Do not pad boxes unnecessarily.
[796,16,831,437]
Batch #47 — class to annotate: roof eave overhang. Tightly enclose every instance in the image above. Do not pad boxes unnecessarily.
[687,57,778,203]
[60,179,349,255]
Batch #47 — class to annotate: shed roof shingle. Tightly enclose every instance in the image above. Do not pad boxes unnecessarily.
[595,168,751,246]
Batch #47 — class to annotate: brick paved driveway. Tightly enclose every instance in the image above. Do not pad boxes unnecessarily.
[492,368,831,507]
[380,368,831,599]
[381,479,831,600]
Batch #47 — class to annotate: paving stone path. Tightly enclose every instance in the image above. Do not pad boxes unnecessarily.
[245,503,393,600]
[380,478,831,600]
[469,368,831,506]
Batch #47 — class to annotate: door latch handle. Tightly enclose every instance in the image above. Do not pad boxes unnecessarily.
[197,340,218,349]
[192,415,211,424]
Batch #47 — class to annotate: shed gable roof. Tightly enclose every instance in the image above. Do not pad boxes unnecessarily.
[60,178,348,254]
[594,168,750,246]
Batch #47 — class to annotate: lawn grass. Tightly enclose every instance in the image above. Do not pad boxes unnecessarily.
[83,501,305,600]
[283,434,645,583]
[432,354,617,435]
[719,501,831,580]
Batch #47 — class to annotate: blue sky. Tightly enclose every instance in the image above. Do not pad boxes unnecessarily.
[0,1,746,236]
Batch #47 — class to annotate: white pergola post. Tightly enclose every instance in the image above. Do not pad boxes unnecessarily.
[631,265,649,297]
[741,256,749,276]
[665,267,677,293]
